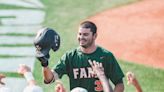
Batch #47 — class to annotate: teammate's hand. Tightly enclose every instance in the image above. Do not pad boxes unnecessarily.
[55,81,66,92]
[37,54,49,67]
[88,60,105,78]
[126,71,136,85]
[0,74,5,85]
[18,64,31,75]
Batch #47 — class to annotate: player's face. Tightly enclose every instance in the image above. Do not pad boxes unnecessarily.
[77,27,96,48]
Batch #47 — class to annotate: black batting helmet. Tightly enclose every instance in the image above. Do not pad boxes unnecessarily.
[34,27,60,57]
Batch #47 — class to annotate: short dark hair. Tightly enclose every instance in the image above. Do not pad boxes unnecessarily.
[80,21,97,34]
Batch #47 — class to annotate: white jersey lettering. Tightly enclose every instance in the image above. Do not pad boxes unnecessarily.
[80,68,87,78]
[73,68,79,79]
[73,67,99,79]
[88,67,94,78]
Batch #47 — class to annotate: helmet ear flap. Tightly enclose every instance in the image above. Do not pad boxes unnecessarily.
[52,33,60,52]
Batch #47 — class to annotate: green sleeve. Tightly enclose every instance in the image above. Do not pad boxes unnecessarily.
[106,53,124,85]
[54,53,68,78]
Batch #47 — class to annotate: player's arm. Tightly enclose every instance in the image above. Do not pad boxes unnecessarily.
[109,53,124,92]
[99,74,113,92]
[43,67,54,83]
[43,67,66,92]
[43,66,60,84]
[126,72,142,92]
[33,28,60,84]
[114,82,124,92]
[18,64,36,85]
[35,55,58,84]
[132,80,142,92]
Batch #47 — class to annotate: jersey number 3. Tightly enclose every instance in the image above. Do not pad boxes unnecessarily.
[95,80,103,91]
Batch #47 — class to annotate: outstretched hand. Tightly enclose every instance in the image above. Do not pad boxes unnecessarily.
[126,72,142,92]
[55,81,66,92]
[18,64,31,75]
[126,71,136,85]
[88,60,105,78]
[89,60,114,92]
[0,74,6,85]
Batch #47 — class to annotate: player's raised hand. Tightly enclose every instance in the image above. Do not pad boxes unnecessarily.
[89,60,114,92]
[88,60,105,77]
[18,64,31,75]
[55,81,66,92]
[126,72,143,92]
[0,74,5,85]
[126,71,136,85]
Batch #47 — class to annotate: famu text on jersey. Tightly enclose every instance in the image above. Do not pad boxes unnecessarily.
[73,67,100,79]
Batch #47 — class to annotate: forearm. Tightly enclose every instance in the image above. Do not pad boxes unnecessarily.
[99,75,113,92]
[23,72,36,85]
[43,67,55,83]
[133,80,142,92]
[114,83,124,92]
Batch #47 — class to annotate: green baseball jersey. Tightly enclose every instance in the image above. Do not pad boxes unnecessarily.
[54,46,124,92]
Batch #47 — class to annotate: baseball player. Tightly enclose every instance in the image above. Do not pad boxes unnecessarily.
[34,21,124,92]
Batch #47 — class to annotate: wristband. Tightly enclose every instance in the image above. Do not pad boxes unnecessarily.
[24,72,34,82]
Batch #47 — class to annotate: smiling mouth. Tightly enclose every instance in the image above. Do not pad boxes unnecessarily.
[80,40,86,43]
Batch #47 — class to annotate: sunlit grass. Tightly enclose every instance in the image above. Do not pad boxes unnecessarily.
[0,44,33,47]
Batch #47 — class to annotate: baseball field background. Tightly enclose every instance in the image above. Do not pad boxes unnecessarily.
[0,0,164,92]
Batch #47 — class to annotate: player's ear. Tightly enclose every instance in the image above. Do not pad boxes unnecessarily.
[94,33,97,39]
